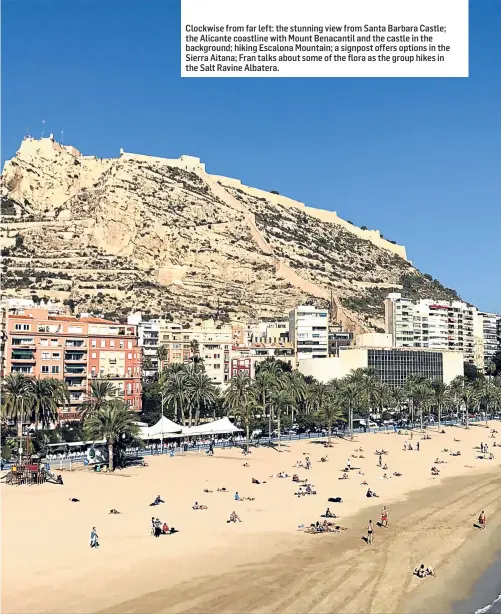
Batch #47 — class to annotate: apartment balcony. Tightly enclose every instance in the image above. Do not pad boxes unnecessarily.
[11,342,36,350]
[65,341,87,349]
[64,368,86,376]
[10,353,36,362]
[65,382,86,390]
[65,356,87,363]
[69,396,85,404]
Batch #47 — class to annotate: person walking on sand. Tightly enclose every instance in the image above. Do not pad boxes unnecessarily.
[90,527,99,548]
[479,511,486,529]
[367,520,374,545]
[417,442,420,451]
[381,506,388,527]
[378,454,382,467]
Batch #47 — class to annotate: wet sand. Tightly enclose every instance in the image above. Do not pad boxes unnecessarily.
[2,422,500,614]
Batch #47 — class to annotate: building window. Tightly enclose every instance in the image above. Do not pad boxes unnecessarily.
[119,340,124,348]
[41,352,50,360]
[128,353,132,359]
[51,339,58,347]
[68,326,83,333]
[15,323,31,331]
[52,352,61,360]
[91,340,97,347]
[100,340,106,348]
[110,340,115,347]
[128,341,132,349]
[52,365,60,374]
[40,339,49,347]
[91,352,97,359]
[41,365,49,374]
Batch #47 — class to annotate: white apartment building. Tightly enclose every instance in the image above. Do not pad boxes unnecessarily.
[480,312,500,372]
[289,305,329,364]
[384,293,483,370]
[231,343,294,379]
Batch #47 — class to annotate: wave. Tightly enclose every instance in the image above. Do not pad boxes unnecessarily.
[475,591,501,614]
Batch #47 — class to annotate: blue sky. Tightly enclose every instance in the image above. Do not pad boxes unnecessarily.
[2,0,500,312]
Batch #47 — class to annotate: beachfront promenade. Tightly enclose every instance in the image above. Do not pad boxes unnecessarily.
[14,414,492,471]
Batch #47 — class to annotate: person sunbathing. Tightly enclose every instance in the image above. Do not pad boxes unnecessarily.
[150,495,165,506]
[69,498,80,503]
[109,508,121,514]
[361,480,368,486]
[454,438,461,442]
[217,487,227,492]
[203,488,213,493]
[320,456,328,462]
[414,564,435,578]
[242,463,250,467]
[366,488,378,498]
[382,463,388,470]
[251,477,261,484]
[328,496,343,503]
[324,508,336,518]
[393,472,402,477]
[431,467,440,475]
[339,472,349,480]
[305,484,317,495]
[292,474,300,482]
[228,511,242,523]
[193,502,208,510]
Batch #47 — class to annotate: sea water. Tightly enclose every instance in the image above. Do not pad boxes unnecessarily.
[454,551,501,614]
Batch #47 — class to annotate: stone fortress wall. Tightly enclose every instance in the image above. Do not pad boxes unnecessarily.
[121,150,407,261]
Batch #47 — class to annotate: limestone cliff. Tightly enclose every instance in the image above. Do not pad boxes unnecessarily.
[1,137,460,330]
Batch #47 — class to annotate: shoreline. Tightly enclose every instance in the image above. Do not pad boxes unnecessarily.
[97,470,501,614]
[2,424,501,614]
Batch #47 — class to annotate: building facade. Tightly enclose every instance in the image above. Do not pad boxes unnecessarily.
[289,305,329,364]
[230,343,294,379]
[480,312,501,373]
[5,308,142,419]
[298,338,464,389]
[385,293,483,369]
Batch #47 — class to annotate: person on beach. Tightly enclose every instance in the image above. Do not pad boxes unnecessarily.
[378,454,382,467]
[416,442,420,452]
[228,511,242,523]
[367,520,374,544]
[478,511,486,529]
[234,492,240,501]
[154,518,162,537]
[90,527,99,548]
[381,506,388,527]
[151,495,164,506]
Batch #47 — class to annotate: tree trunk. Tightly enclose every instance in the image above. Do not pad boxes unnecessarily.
[246,423,250,453]
[108,442,114,472]
[277,412,281,448]
[328,424,332,445]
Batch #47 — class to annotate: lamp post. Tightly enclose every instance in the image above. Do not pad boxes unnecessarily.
[160,392,165,454]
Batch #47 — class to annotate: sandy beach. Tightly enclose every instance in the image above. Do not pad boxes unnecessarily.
[2,422,501,614]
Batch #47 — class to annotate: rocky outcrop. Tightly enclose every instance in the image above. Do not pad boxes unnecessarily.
[1,138,461,329]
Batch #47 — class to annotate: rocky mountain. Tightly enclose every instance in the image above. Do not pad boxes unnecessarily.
[1,136,460,331]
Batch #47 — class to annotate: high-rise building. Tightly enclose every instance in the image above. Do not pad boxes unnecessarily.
[230,343,294,379]
[289,305,329,364]
[385,293,483,370]
[5,307,142,420]
[480,312,501,373]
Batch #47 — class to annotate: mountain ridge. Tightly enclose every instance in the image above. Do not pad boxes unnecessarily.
[1,136,461,330]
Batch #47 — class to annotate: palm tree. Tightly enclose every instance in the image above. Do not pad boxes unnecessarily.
[185,368,216,425]
[449,376,465,424]
[462,384,479,430]
[284,371,306,424]
[410,381,434,432]
[254,369,278,442]
[156,344,169,373]
[340,380,360,435]
[391,387,408,422]
[372,381,393,420]
[431,381,448,432]
[405,375,428,427]
[29,378,69,429]
[347,368,377,417]
[271,388,293,448]
[162,369,188,425]
[474,377,493,425]
[84,399,141,471]
[224,372,256,452]
[317,391,344,445]
[81,380,117,419]
[189,339,200,365]
[2,373,34,437]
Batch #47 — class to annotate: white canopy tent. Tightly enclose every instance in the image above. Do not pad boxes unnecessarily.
[140,417,183,440]
[181,417,243,437]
